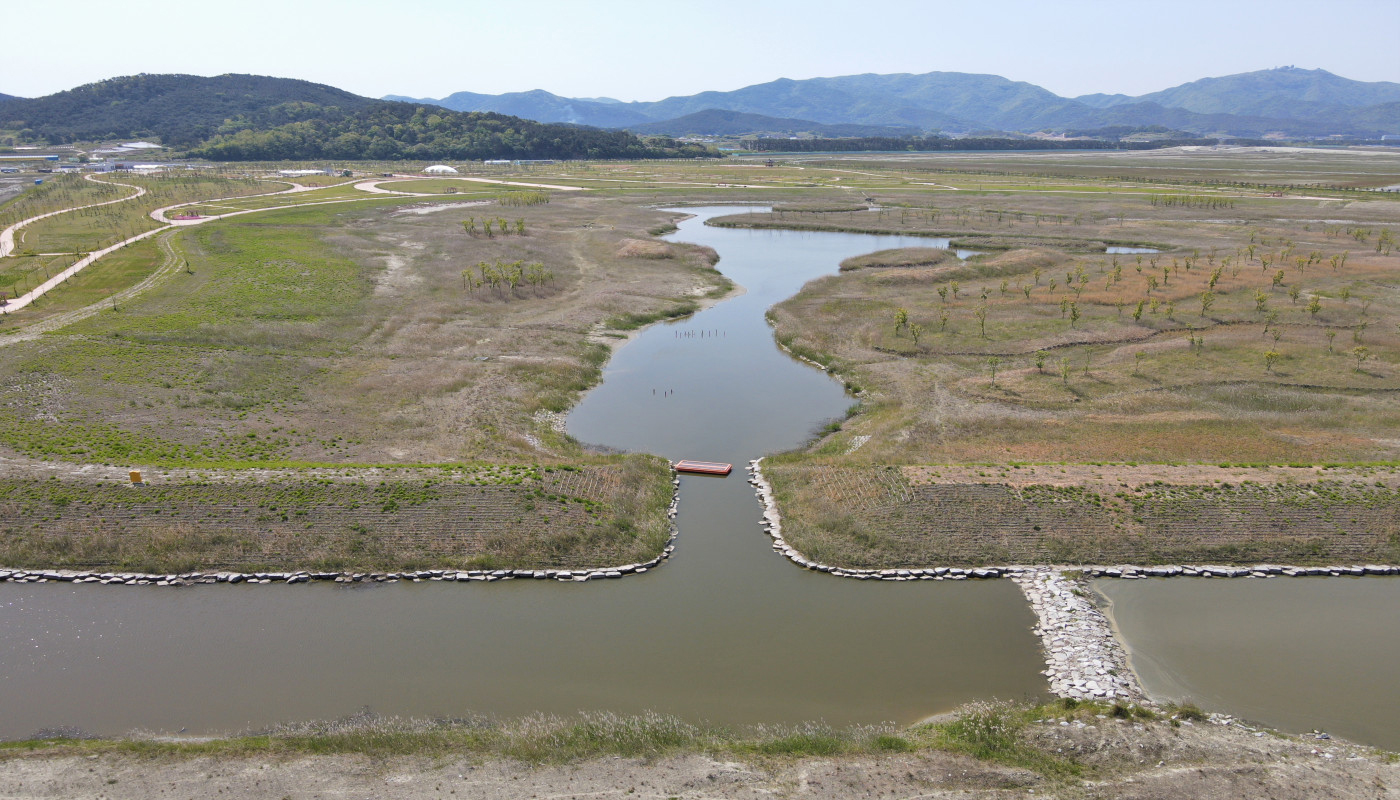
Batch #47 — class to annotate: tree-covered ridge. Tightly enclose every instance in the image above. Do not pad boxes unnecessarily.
[0,73,374,146]
[188,103,714,160]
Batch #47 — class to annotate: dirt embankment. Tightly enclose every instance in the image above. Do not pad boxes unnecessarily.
[1,715,1394,800]
[839,246,951,271]
[0,457,674,574]
[765,463,1400,568]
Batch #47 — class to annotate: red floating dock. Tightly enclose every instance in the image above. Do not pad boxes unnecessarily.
[674,460,733,476]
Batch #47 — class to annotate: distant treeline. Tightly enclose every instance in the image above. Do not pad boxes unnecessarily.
[739,137,1280,153]
[189,104,715,161]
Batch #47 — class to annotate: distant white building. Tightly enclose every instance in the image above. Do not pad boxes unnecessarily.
[423,164,459,174]
[277,168,332,177]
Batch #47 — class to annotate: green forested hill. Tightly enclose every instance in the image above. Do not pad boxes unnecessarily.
[188,102,711,160]
[0,74,374,146]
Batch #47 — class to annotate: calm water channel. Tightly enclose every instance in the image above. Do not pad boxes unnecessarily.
[0,207,1047,739]
[1097,578,1400,750]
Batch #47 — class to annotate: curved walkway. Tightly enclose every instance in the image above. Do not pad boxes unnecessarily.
[1,180,364,314]
[0,230,183,344]
[0,173,582,319]
[148,179,361,224]
[0,174,145,258]
[1,226,167,314]
[355,175,588,194]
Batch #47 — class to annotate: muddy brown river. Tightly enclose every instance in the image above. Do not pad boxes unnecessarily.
[0,207,1048,739]
[1097,577,1400,751]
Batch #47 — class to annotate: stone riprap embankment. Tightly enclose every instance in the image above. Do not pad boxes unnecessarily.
[747,458,1015,580]
[1012,568,1145,703]
[1074,564,1398,578]
[746,459,1400,581]
[0,562,670,586]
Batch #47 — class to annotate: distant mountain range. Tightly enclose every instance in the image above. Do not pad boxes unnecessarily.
[2,67,1395,163]
[626,110,922,138]
[0,92,17,103]
[390,67,1400,138]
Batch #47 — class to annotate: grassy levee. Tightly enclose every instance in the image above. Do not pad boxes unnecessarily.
[709,210,1143,253]
[3,699,1388,797]
[839,247,953,271]
[0,235,179,330]
[375,178,496,194]
[741,152,1400,568]
[764,463,1400,568]
[0,459,672,573]
[0,698,1156,777]
[0,191,728,570]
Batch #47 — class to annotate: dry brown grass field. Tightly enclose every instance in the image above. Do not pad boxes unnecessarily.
[0,184,728,569]
[1,148,1399,570]
[708,149,1400,567]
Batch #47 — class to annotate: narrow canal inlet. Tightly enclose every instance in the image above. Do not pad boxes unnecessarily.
[0,208,1047,739]
[5,207,1393,751]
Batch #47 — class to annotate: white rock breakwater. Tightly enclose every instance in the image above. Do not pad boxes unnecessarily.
[747,458,1138,701]
[1012,568,1145,703]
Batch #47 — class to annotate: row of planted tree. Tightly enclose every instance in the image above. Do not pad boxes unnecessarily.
[461,259,555,298]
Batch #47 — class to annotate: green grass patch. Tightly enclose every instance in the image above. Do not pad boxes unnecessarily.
[921,701,1082,777]
[2,701,1164,775]
[606,301,698,330]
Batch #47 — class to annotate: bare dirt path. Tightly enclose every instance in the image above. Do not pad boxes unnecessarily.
[2,720,1394,800]
[352,179,435,196]
[358,175,589,193]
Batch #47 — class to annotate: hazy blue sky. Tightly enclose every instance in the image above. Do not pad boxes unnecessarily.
[4,0,1397,100]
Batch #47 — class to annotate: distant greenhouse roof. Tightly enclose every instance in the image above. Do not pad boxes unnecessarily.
[423,164,459,174]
